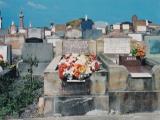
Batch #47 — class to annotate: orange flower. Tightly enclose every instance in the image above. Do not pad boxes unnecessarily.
[78,65,86,73]
[74,71,80,78]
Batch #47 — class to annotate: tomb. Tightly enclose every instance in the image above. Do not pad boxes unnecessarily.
[43,37,160,116]
[18,38,53,76]
[44,40,109,116]
[102,36,160,113]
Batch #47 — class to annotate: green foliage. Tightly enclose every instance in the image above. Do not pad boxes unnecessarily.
[0,76,43,119]
[66,19,81,28]
[0,56,42,119]
[130,48,137,57]
[0,61,9,68]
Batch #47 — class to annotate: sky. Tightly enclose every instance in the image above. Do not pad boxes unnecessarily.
[0,0,160,28]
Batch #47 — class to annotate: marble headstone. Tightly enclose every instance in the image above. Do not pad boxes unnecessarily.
[62,40,89,54]
[104,38,130,54]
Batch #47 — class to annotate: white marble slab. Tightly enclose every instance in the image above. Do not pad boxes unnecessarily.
[67,80,86,83]
[130,73,152,78]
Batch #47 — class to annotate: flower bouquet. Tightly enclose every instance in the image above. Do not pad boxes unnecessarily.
[130,42,146,58]
[57,53,101,81]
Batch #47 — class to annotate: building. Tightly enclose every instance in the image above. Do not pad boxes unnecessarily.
[19,11,24,29]
[132,15,149,33]
[10,21,17,35]
[81,16,94,32]
[18,11,27,34]
[121,22,132,32]
[50,23,55,33]
[45,28,52,37]
[55,24,66,33]
[93,21,108,34]
[65,28,82,39]
[112,24,121,31]
[55,24,66,38]
[5,34,25,56]
[0,29,8,42]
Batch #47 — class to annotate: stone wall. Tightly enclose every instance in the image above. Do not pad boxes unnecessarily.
[5,35,25,56]
[99,54,129,91]
[55,39,103,56]
[22,43,53,62]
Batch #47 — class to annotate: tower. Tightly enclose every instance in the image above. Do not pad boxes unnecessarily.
[29,21,32,28]
[132,15,138,32]
[0,10,2,29]
[85,15,88,21]
[19,11,24,29]
[10,21,17,34]
[132,15,138,24]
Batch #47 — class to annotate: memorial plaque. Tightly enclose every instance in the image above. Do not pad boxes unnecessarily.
[0,45,8,62]
[62,40,89,54]
[28,28,44,39]
[104,38,130,54]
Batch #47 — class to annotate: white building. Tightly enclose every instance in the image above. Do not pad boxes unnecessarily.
[93,21,108,34]
[136,26,147,32]
[122,24,130,31]
[112,24,121,31]
[10,21,17,35]
[45,29,52,37]
[19,28,27,34]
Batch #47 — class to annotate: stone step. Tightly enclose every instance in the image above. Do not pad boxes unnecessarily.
[43,92,160,116]
[10,112,160,120]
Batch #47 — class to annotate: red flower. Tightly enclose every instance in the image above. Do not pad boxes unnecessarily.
[58,63,67,80]
[95,61,100,71]
[0,54,3,60]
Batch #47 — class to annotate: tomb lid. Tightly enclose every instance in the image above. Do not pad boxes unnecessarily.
[130,73,152,78]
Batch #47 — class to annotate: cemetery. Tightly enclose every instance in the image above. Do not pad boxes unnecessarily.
[1,5,160,119]
[43,36,160,116]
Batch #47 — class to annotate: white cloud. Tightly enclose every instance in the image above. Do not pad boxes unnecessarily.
[27,1,47,10]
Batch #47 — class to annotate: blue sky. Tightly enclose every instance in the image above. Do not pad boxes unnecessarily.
[0,0,160,28]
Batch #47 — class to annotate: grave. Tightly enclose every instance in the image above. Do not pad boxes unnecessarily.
[43,40,110,116]
[43,37,160,117]
[18,38,53,76]
[101,36,160,113]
